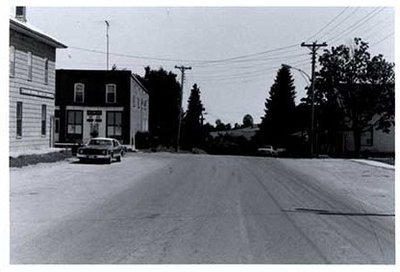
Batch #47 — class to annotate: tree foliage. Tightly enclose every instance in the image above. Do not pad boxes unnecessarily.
[256,65,297,148]
[242,114,254,128]
[316,38,395,155]
[181,84,205,149]
[139,67,181,147]
[215,119,231,131]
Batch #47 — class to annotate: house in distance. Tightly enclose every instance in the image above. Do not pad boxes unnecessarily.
[55,69,149,148]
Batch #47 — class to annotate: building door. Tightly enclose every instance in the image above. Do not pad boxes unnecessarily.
[90,123,99,138]
[49,115,54,147]
[54,117,60,143]
[66,110,83,142]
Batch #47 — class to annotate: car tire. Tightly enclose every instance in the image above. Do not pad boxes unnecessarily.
[116,153,122,162]
[107,155,112,164]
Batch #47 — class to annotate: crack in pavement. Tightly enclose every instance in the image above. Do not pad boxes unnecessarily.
[282,208,394,217]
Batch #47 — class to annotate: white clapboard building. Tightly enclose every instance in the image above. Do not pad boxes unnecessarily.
[9,7,67,154]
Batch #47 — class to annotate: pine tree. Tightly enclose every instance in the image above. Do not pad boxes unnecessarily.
[182,84,205,149]
[257,65,296,148]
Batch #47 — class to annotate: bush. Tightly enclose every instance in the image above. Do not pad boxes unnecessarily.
[10,151,70,168]
[135,131,157,149]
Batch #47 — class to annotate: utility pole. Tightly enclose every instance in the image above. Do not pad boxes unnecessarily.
[174,65,192,152]
[105,20,110,70]
[301,41,327,158]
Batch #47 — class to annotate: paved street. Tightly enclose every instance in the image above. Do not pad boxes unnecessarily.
[10,153,395,264]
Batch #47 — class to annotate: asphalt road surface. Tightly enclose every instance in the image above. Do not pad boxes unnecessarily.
[10,153,395,264]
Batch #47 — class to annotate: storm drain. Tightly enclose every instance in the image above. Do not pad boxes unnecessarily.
[283,208,394,217]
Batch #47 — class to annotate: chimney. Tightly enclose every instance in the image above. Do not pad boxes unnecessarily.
[15,6,27,22]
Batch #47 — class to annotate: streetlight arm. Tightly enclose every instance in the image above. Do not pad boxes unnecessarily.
[282,64,311,82]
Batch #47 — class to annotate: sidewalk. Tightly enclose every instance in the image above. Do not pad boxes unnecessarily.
[351,159,395,170]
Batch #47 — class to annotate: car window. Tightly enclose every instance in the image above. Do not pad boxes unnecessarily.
[88,139,112,146]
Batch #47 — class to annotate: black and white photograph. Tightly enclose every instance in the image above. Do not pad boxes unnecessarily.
[3,0,397,269]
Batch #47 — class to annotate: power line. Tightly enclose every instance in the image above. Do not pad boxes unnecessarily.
[370,31,394,46]
[306,7,349,42]
[190,56,310,77]
[68,43,301,66]
[318,7,361,41]
[192,44,299,65]
[327,7,385,44]
[361,15,394,42]
[192,51,308,68]
[188,58,311,81]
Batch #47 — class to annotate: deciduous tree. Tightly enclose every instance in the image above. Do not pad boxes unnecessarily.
[316,38,394,155]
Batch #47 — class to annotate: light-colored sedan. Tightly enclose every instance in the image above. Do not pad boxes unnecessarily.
[257,145,278,157]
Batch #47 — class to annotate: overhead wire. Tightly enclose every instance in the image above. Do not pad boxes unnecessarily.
[305,7,349,42]
[370,31,394,46]
[317,7,361,41]
[326,7,385,44]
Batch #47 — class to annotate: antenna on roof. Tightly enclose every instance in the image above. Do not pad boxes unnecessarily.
[105,20,110,70]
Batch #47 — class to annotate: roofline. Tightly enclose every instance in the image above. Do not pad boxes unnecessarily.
[10,18,67,49]
[131,74,149,94]
[56,69,149,94]
[57,69,132,73]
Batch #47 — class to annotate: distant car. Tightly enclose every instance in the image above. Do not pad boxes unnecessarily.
[275,147,287,156]
[257,145,278,157]
[77,137,124,164]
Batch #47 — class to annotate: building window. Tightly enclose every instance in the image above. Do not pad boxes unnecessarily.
[143,100,147,111]
[41,105,47,136]
[361,126,373,146]
[137,97,140,109]
[106,111,122,137]
[44,58,49,85]
[132,95,136,108]
[74,83,84,103]
[27,51,32,81]
[10,46,15,77]
[67,110,83,135]
[106,84,117,103]
[16,102,22,137]
[55,118,59,134]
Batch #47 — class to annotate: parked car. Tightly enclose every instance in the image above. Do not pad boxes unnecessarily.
[77,137,124,164]
[257,145,278,157]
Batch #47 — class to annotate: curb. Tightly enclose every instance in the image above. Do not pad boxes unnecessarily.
[351,159,395,170]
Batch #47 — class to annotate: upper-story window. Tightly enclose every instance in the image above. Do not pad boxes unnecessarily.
[44,58,49,85]
[132,95,136,108]
[10,46,16,77]
[74,83,85,103]
[27,51,32,81]
[106,84,117,103]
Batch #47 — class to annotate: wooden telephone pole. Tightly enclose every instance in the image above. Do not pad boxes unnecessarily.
[301,41,327,157]
[174,65,192,152]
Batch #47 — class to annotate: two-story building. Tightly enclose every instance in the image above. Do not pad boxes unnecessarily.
[9,7,67,153]
[55,69,149,148]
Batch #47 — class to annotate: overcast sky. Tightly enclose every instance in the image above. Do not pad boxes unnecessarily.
[21,6,395,125]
